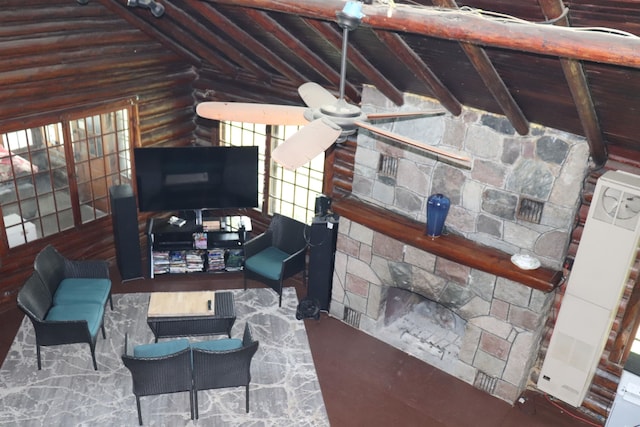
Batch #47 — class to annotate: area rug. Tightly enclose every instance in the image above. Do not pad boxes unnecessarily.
[0,287,329,426]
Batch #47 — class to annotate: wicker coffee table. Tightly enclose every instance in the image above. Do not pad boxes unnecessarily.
[147,291,236,342]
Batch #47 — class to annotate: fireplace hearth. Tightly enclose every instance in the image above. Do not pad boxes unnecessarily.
[328,87,589,404]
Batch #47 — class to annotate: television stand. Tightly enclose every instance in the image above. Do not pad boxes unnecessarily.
[147,215,251,278]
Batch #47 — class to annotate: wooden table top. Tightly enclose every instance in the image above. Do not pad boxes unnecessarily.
[147,291,216,317]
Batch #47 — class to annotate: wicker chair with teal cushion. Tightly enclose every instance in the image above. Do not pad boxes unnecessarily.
[121,336,194,425]
[17,272,106,370]
[243,214,307,306]
[33,244,113,310]
[191,323,259,418]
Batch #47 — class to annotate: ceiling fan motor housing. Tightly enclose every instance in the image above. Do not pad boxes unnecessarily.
[304,100,366,142]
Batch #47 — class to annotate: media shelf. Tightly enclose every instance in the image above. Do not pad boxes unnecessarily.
[147,215,250,278]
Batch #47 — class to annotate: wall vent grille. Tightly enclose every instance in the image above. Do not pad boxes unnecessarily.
[343,307,361,328]
[378,155,398,180]
[474,371,498,394]
[517,197,544,224]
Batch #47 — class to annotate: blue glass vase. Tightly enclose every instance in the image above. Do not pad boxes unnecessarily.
[426,193,450,239]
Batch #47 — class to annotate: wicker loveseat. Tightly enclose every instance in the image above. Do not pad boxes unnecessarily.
[16,245,112,370]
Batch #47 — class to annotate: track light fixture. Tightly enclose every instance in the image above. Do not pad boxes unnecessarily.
[76,0,164,18]
[127,0,165,18]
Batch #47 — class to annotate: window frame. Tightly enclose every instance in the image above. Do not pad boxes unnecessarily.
[218,121,326,225]
[0,98,138,253]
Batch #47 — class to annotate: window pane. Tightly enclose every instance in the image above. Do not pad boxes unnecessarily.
[269,125,324,224]
[220,121,325,224]
[0,105,134,248]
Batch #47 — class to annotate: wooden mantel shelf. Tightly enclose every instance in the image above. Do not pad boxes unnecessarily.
[332,197,563,293]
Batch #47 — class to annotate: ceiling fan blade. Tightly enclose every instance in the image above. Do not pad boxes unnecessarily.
[366,110,446,120]
[355,121,471,168]
[196,102,309,125]
[298,82,337,109]
[272,118,342,170]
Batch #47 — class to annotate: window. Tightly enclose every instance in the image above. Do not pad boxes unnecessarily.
[0,103,135,248]
[219,121,324,225]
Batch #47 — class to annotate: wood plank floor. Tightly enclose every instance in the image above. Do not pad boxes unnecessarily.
[1,269,602,427]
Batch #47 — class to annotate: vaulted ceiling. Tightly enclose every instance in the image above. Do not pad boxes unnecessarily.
[95,0,640,167]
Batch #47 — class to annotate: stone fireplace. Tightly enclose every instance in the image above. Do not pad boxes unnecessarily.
[328,86,591,403]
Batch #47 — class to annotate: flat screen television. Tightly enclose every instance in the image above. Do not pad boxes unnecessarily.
[133,146,259,214]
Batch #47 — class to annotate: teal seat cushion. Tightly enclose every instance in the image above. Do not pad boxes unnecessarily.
[191,338,242,352]
[53,278,111,306]
[134,338,190,358]
[45,303,104,337]
[244,247,289,280]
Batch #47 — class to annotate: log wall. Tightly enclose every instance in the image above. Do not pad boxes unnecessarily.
[0,1,196,312]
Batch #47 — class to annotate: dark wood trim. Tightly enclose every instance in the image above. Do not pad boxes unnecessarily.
[332,196,562,292]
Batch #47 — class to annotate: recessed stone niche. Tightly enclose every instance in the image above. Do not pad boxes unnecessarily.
[330,87,591,403]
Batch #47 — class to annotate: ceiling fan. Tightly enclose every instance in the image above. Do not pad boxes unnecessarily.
[196,2,471,170]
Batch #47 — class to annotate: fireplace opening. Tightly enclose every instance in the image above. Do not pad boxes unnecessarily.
[370,287,467,375]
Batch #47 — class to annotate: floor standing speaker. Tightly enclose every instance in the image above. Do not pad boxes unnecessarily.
[109,184,143,281]
[307,214,339,311]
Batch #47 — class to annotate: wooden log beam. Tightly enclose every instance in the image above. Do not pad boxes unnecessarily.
[306,20,404,105]
[538,0,608,167]
[162,1,270,81]
[188,2,309,87]
[431,0,529,135]
[375,31,462,116]
[203,0,640,70]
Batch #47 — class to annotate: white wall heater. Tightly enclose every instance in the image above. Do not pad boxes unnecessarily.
[537,170,640,407]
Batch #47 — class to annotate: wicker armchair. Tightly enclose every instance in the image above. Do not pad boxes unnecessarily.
[121,335,194,425]
[243,213,307,306]
[191,323,259,418]
[17,272,106,370]
[33,244,113,310]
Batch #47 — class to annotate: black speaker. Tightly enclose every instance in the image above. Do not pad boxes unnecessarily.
[307,214,339,311]
[314,194,331,217]
[110,184,143,281]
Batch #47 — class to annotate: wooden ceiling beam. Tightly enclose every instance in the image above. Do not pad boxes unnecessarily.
[374,31,462,116]
[298,19,360,102]
[203,0,640,70]
[160,2,245,78]
[305,19,404,106]
[187,2,309,87]
[432,0,529,135]
[97,0,201,66]
[243,9,360,102]
[538,0,607,167]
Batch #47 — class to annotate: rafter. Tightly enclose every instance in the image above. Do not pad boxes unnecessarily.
[187,2,309,87]
[538,0,607,167]
[306,19,404,106]
[160,2,248,78]
[431,0,529,135]
[243,9,360,102]
[164,1,269,81]
[97,0,201,66]
[374,31,462,116]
